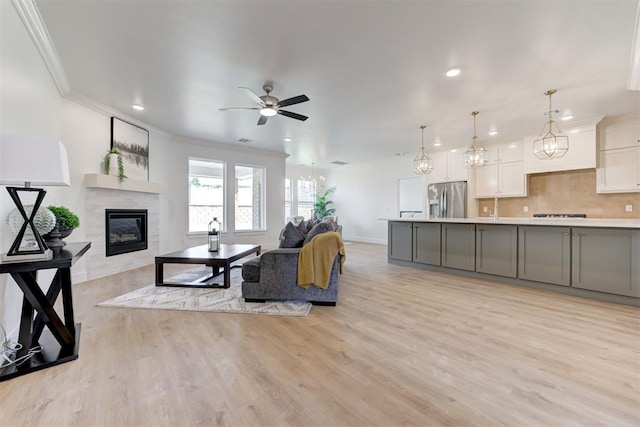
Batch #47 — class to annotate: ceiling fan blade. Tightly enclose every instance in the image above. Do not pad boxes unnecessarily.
[219,107,259,111]
[279,110,308,121]
[238,87,265,106]
[257,115,268,126]
[277,94,310,108]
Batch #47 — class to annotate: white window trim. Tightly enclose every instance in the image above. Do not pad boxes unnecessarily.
[188,157,227,233]
[234,162,266,232]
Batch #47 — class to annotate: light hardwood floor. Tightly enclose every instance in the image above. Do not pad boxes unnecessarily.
[0,243,638,426]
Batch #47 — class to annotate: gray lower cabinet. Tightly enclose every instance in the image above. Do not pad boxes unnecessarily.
[413,222,441,265]
[442,223,476,271]
[518,226,571,286]
[388,221,413,261]
[572,228,640,297]
[476,224,518,278]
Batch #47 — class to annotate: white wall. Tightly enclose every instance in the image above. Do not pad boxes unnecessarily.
[154,135,286,254]
[0,0,65,337]
[323,155,421,244]
[0,1,286,337]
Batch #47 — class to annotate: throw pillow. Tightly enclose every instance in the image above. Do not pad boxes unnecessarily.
[306,218,317,232]
[321,217,338,232]
[279,222,305,248]
[303,222,333,246]
[297,219,308,236]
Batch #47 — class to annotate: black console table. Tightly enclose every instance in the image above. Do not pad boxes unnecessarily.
[0,242,91,381]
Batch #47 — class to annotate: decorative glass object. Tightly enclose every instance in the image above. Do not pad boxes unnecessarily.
[414,125,433,175]
[533,89,569,160]
[464,111,487,168]
[6,205,56,251]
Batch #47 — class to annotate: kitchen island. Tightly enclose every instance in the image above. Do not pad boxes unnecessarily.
[386,217,639,306]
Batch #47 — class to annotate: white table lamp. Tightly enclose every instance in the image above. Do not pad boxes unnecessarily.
[0,133,70,260]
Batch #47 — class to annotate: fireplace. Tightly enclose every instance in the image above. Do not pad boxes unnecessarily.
[105,209,148,257]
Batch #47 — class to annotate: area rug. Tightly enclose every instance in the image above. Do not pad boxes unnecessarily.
[97,269,311,316]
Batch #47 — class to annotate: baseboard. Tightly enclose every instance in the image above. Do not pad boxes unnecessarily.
[341,235,387,245]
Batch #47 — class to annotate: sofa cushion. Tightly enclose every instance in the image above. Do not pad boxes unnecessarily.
[321,217,338,232]
[242,256,261,282]
[279,221,305,248]
[297,220,308,236]
[303,222,333,245]
[306,218,317,232]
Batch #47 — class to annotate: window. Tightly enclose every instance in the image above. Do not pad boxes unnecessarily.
[297,178,315,220]
[188,159,224,233]
[284,178,292,222]
[235,164,265,231]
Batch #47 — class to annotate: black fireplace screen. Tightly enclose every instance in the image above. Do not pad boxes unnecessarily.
[105,209,148,257]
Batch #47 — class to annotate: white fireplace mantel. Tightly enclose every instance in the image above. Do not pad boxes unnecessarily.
[84,173,165,194]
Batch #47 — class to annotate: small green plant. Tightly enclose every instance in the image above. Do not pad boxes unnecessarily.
[102,148,127,183]
[314,186,336,221]
[47,205,80,229]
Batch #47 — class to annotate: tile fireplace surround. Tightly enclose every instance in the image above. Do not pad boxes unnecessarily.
[84,187,159,281]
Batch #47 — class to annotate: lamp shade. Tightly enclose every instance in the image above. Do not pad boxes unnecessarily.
[0,133,70,186]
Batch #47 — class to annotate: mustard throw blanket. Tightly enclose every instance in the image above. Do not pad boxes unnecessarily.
[297,231,345,290]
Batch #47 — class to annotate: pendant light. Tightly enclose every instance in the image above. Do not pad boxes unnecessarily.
[464,111,487,168]
[414,125,433,175]
[533,89,569,159]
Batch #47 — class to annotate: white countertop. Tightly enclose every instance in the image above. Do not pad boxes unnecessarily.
[383,217,640,229]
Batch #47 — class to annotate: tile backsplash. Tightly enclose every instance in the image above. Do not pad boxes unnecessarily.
[477,169,640,218]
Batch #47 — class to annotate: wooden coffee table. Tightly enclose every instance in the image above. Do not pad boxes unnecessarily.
[155,244,261,288]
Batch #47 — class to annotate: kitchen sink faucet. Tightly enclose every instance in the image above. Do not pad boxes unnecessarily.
[491,192,499,220]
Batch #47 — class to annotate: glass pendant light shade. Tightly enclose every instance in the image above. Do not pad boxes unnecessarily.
[414,125,433,175]
[464,111,487,168]
[533,89,569,160]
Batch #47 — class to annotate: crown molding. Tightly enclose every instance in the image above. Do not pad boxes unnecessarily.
[11,0,70,95]
[11,0,171,138]
[63,90,172,138]
[629,1,640,90]
[177,134,289,159]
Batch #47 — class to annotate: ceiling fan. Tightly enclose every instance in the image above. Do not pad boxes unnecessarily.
[219,84,310,126]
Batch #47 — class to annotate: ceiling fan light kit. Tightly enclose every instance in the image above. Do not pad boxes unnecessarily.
[219,83,309,126]
[414,125,433,175]
[464,111,487,168]
[533,89,569,160]
[259,107,277,117]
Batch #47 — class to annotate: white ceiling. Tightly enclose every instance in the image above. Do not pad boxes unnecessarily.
[35,0,640,169]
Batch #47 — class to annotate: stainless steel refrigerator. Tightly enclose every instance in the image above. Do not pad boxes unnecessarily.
[428,181,467,218]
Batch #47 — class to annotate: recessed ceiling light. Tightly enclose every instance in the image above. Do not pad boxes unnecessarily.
[446,68,461,77]
[450,149,458,153]
[561,115,573,121]
[132,104,144,111]
[284,137,292,142]
[434,142,442,147]
[488,130,498,136]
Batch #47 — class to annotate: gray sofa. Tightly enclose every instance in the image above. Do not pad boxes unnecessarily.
[241,248,340,306]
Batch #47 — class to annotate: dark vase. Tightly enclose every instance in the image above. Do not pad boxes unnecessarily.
[43,226,74,249]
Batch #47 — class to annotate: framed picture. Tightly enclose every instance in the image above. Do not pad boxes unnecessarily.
[110,117,149,181]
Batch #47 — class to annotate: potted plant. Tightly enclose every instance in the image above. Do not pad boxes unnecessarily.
[43,205,80,248]
[314,186,336,221]
[102,148,127,183]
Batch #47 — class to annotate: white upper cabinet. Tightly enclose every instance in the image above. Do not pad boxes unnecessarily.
[523,116,603,174]
[597,114,640,193]
[475,141,527,198]
[429,149,469,183]
[475,164,498,197]
[597,147,640,193]
[598,114,640,151]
